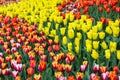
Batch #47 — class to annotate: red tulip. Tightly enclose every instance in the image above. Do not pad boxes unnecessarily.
[113,66,119,74]
[48,46,53,52]
[53,44,60,52]
[29,60,36,68]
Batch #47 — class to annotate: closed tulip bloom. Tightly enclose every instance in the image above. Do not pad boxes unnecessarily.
[55,72,63,79]
[86,39,92,52]
[68,29,74,39]
[12,71,19,78]
[91,50,99,59]
[54,35,59,43]
[68,42,72,51]
[76,32,82,40]
[92,32,98,40]
[29,60,36,68]
[62,36,67,45]
[93,64,99,72]
[76,72,84,80]
[100,41,108,49]
[112,27,119,38]
[117,50,120,60]
[65,64,72,73]
[68,75,75,80]
[34,74,42,80]
[60,28,66,36]
[105,49,111,59]
[38,60,46,72]
[109,41,117,52]
[93,41,99,50]
[113,66,119,74]
[99,31,105,39]
[27,67,34,76]
[105,27,112,34]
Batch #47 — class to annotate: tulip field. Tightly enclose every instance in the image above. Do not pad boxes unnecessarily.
[0,0,120,80]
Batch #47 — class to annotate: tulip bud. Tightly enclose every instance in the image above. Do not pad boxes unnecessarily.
[90,73,95,80]
[34,74,42,80]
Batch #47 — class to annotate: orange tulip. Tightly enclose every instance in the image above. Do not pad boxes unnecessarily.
[29,59,36,68]
[68,75,75,80]
[27,67,34,76]
[38,60,46,72]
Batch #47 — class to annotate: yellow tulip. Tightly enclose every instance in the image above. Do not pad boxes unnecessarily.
[117,50,120,60]
[68,42,72,51]
[100,41,108,50]
[97,22,103,31]
[63,19,67,26]
[105,49,111,59]
[77,32,82,40]
[68,29,74,39]
[60,28,66,36]
[99,31,105,39]
[86,39,92,52]
[75,45,80,53]
[62,36,67,45]
[70,12,74,21]
[55,24,59,30]
[109,41,117,52]
[87,31,92,39]
[57,16,63,23]
[91,50,99,59]
[105,26,112,34]
[93,41,99,50]
[75,38,80,46]
[92,32,98,40]
[54,36,59,43]
[112,27,119,38]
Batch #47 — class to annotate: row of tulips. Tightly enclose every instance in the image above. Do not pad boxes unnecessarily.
[58,0,120,19]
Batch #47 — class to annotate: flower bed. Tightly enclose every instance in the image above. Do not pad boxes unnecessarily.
[0,0,120,80]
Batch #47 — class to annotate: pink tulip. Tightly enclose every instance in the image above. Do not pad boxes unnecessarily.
[90,73,95,80]
[16,43,21,49]
[10,39,15,44]
[0,52,3,57]
[80,65,87,72]
[58,76,66,80]
[12,71,19,78]
[11,47,17,53]
[101,72,109,80]
[41,55,47,61]
[93,64,99,72]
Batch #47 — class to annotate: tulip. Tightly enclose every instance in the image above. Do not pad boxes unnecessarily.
[91,50,99,59]
[41,55,47,61]
[27,67,34,76]
[11,47,17,53]
[38,60,46,72]
[48,46,53,52]
[80,64,87,72]
[29,60,36,68]
[109,71,117,80]
[34,74,42,80]
[109,41,117,52]
[105,49,111,59]
[100,66,108,73]
[65,64,72,72]
[55,72,63,80]
[93,64,99,72]
[90,73,95,80]
[68,75,75,80]
[117,50,120,60]
[2,68,11,75]
[53,44,60,52]
[15,76,21,80]
[0,52,3,57]
[101,72,109,80]
[52,61,58,69]
[58,76,67,80]
[68,29,74,39]
[76,72,84,80]
[12,71,19,78]
[113,66,119,74]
